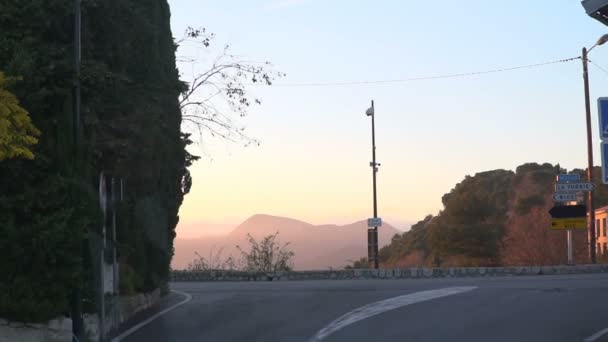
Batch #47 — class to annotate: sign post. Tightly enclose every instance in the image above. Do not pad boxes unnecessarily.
[556,174,581,183]
[597,97,608,140]
[551,172,593,265]
[602,141,608,184]
[367,217,382,228]
[555,182,595,192]
[567,230,574,265]
[553,193,577,202]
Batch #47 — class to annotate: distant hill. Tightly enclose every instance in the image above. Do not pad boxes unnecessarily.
[172,214,401,270]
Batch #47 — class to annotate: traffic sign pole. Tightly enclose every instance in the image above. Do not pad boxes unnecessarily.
[567,230,574,265]
[553,169,577,265]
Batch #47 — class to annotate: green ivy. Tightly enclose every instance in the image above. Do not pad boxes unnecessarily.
[0,0,187,321]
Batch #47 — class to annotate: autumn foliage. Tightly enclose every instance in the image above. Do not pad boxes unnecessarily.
[0,71,39,161]
[377,163,605,268]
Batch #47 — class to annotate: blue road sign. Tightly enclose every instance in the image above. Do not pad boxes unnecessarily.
[556,174,581,183]
[598,97,608,140]
[603,141,608,184]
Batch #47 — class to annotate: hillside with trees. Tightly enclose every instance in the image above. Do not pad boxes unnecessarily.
[373,163,608,268]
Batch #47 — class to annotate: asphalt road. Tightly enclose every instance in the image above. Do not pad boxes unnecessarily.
[119,274,608,342]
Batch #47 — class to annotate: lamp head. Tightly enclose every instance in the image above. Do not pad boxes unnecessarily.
[597,34,608,47]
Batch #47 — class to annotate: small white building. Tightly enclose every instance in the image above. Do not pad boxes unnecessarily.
[594,205,608,255]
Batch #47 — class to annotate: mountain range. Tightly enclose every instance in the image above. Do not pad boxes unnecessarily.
[172,214,401,270]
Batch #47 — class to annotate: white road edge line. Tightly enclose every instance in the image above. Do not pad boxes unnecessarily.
[309,286,477,342]
[111,290,193,342]
[584,328,608,341]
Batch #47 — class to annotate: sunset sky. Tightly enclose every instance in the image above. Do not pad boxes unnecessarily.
[168,0,608,238]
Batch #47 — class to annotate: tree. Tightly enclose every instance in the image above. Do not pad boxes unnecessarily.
[378,215,433,267]
[501,166,589,265]
[237,232,295,272]
[176,27,285,146]
[0,0,188,322]
[427,170,513,266]
[187,247,240,271]
[0,71,40,161]
[0,171,99,322]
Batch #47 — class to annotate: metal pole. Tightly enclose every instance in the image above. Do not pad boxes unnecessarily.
[99,247,105,342]
[111,178,119,332]
[99,173,106,342]
[73,0,81,145]
[71,1,84,341]
[370,100,379,269]
[111,178,117,294]
[567,229,574,265]
[583,47,597,264]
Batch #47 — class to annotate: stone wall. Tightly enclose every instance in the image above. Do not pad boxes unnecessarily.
[171,264,608,282]
[0,289,161,342]
[0,318,71,342]
[91,288,161,341]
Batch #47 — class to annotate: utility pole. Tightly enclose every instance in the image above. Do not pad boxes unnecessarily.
[366,100,380,269]
[73,0,81,145]
[99,172,107,342]
[582,47,597,264]
[111,177,120,332]
[70,0,84,341]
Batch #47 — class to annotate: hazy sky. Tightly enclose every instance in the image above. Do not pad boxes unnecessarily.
[168,0,608,238]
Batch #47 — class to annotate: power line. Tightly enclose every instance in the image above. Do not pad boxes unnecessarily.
[589,59,608,77]
[257,56,581,87]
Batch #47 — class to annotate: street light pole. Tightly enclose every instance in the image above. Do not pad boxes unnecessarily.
[366,100,379,269]
[582,47,597,264]
[577,34,608,264]
[70,1,85,341]
[73,0,81,146]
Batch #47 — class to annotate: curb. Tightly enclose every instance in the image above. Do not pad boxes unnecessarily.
[170,264,608,282]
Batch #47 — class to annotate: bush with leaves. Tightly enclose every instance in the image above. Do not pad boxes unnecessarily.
[0,71,40,161]
[187,247,240,271]
[236,232,295,273]
[0,165,99,322]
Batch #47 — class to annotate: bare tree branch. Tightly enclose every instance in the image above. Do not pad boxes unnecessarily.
[175,26,285,148]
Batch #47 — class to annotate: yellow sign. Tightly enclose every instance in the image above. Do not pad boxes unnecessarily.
[550,218,587,230]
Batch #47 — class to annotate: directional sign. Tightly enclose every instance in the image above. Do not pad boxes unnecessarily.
[603,141,608,184]
[551,218,587,230]
[599,97,608,140]
[367,217,382,228]
[553,193,578,202]
[555,182,595,192]
[548,205,587,219]
[556,174,581,183]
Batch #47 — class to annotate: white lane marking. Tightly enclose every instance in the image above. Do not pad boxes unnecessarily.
[111,290,192,342]
[309,286,477,341]
[584,328,608,341]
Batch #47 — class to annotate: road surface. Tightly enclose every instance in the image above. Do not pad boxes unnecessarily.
[118,274,608,342]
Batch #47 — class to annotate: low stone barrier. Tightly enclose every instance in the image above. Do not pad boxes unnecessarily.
[0,289,161,342]
[171,264,608,282]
